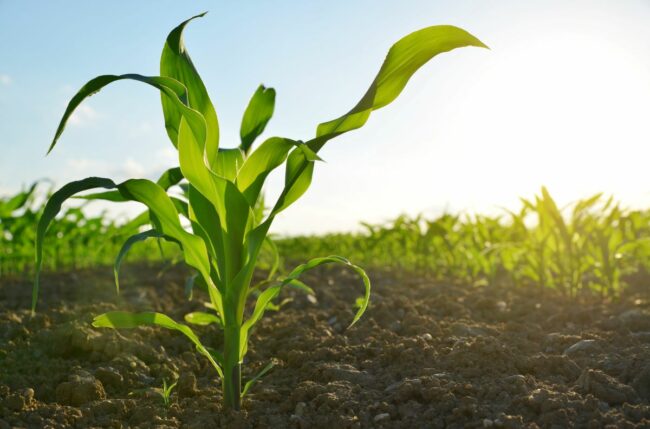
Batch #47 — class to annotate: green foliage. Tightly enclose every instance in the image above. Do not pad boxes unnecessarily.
[0,182,163,278]
[278,188,650,297]
[161,378,178,407]
[32,13,484,409]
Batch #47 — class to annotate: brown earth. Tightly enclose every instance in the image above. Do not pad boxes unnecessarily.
[1,263,649,428]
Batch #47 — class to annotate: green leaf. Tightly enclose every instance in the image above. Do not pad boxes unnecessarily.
[160,12,220,167]
[270,148,315,216]
[236,137,297,206]
[240,85,276,154]
[313,25,487,149]
[33,177,116,312]
[215,148,245,182]
[184,311,222,327]
[48,74,188,154]
[156,167,185,190]
[262,26,486,220]
[77,167,184,203]
[241,361,274,397]
[93,311,223,377]
[114,230,179,294]
[33,177,216,314]
[0,182,37,216]
[240,255,370,358]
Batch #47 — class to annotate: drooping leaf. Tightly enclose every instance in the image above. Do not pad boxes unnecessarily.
[93,311,223,377]
[33,177,215,313]
[48,74,188,154]
[114,230,179,294]
[77,167,185,203]
[239,255,370,358]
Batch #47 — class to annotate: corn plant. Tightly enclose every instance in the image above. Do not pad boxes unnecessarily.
[32,13,486,409]
[160,378,177,408]
[278,188,650,296]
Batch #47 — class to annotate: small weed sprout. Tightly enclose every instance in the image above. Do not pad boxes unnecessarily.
[32,13,486,409]
[161,378,177,408]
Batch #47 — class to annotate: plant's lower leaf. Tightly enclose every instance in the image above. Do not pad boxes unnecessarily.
[184,311,222,327]
[239,255,370,358]
[241,361,274,397]
[114,229,179,294]
[93,311,223,377]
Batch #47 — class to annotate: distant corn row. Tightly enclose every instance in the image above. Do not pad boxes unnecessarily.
[278,188,650,296]
[0,183,168,277]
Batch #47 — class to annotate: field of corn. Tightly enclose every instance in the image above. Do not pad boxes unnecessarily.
[1,12,649,429]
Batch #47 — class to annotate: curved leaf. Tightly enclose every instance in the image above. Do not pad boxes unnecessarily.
[48,75,188,154]
[32,177,216,313]
[313,25,488,148]
[93,311,223,377]
[160,12,220,166]
[114,229,179,294]
[241,361,274,397]
[236,137,296,206]
[77,167,184,203]
[239,255,370,358]
[240,85,276,154]
[33,177,116,312]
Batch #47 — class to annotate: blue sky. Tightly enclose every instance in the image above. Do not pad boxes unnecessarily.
[1,1,650,234]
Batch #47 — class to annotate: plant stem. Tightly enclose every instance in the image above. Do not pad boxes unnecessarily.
[223,325,242,410]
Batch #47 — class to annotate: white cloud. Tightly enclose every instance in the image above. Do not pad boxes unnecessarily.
[120,157,146,178]
[66,158,110,175]
[156,147,177,164]
[127,120,155,139]
[0,74,11,85]
[68,104,99,126]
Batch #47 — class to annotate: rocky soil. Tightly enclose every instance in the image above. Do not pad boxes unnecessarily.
[1,264,649,428]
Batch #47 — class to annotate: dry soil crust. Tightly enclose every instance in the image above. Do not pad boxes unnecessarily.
[0,264,649,428]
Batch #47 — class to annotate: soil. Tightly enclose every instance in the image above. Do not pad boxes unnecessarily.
[1,263,649,428]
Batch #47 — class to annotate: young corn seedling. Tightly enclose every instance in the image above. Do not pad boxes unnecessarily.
[161,378,177,408]
[32,13,486,409]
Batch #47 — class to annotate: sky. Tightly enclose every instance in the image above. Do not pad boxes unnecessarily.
[1,1,649,235]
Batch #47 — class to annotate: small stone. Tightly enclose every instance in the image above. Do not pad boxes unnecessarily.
[3,388,33,411]
[576,369,638,405]
[177,372,198,397]
[374,413,390,423]
[420,333,433,341]
[56,375,106,406]
[563,339,600,356]
[483,418,494,428]
[95,366,123,388]
[618,309,650,332]
[320,363,371,385]
[294,401,307,417]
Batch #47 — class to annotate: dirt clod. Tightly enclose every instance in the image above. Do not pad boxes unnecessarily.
[55,371,106,406]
